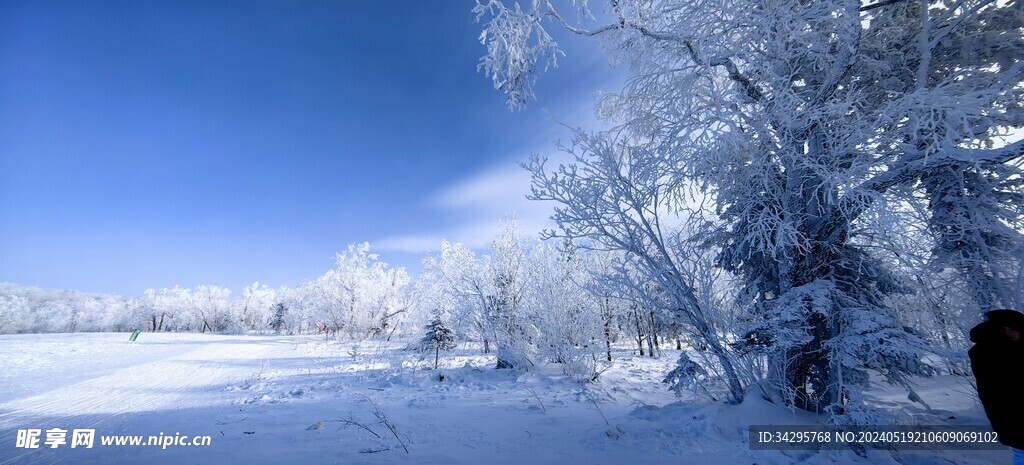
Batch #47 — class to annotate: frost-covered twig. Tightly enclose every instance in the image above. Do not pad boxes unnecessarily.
[359,446,390,454]
[524,386,546,412]
[359,394,409,453]
[372,408,408,453]
[583,389,609,425]
[323,417,381,439]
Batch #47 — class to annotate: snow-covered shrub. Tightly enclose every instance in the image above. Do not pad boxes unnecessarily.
[663,353,709,398]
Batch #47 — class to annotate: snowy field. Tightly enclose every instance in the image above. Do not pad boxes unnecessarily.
[0,332,1011,465]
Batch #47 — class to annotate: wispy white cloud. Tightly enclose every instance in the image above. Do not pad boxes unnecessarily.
[374,157,560,254]
[430,161,536,212]
[374,44,623,256]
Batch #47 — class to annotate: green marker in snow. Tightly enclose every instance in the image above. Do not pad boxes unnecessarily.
[129,330,141,342]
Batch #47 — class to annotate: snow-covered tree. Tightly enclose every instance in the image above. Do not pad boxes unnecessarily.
[292,243,410,339]
[421,222,653,380]
[275,286,309,334]
[422,222,605,374]
[520,128,748,400]
[420,318,457,369]
[187,285,234,333]
[476,0,1023,413]
[485,219,533,369]
[582,249,632,362]
[0,294,29,334]
[237,282,277,333]
[0,284,133,333]
[135,287,191,332]
[269,302,288,334]
[328,242,410,339]
[421,240,495,351]
[526,239,604,380]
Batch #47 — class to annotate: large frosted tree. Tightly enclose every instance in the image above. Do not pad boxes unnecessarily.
[421,220,534,369]
[295,243,411,339]
[237,282,277,333]
[475,0,1024,413]
[420,221,611,375]
[189,285,234,333]
[526,239,606,380]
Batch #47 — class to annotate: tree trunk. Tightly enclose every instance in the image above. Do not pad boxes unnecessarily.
[646,311,657,358]
[709,337,745,404]
[604,319,613,362]
[434,347,440,369]
[690,315,745,404]
[633,308,645,356]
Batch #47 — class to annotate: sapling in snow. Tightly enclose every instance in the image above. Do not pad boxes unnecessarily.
[663,352,708,398]
[421,318,456,369]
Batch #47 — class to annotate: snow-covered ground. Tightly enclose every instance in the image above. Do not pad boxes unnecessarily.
[0,333,1011,464]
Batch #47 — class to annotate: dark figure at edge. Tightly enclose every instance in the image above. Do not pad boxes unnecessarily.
[970,309,1024,465]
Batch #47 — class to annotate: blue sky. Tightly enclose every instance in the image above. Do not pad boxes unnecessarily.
[0,0,616,295]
